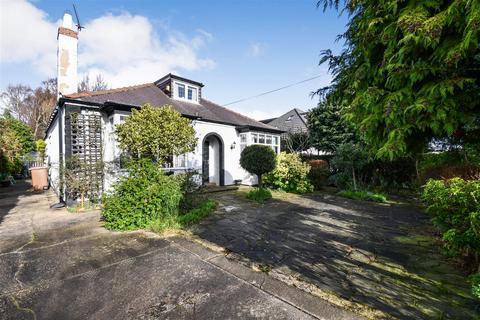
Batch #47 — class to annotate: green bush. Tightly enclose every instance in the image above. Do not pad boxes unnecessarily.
[330,143,369,190]
[240,145,276,188]
[172,170,200,210]
[308,167,330,190]
[469,273,480,299]
[337,190,387,203]
[264,152,313,193]
[246,188,272,203]
[422,178,480,269]
[102,159,182,230]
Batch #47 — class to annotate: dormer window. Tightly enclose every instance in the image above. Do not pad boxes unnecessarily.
[155,74,203,103]
[173,80,199,103]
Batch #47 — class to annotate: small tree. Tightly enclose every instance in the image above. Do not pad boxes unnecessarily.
[308,101,357,154]
[283,131,311,154]
[331,143,369,191]
[36,139,46,163]
[116,104,197,161]
[240,145,276,188]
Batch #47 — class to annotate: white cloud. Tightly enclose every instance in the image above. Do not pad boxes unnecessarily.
[0,0,57,75]
[0,1,215,88]
[241,109,281,121]
[247,42,266,57]
[78,13,215,87]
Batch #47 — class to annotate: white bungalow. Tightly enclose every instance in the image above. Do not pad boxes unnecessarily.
[45,13,282,199]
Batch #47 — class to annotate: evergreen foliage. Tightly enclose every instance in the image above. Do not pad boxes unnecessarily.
[422,178,480,272]
[308,101,357,153]
[330,143,369,190]
[317,0,480,159]
[264,152,314,193]
[102,159,183,230]
[115,104,197,161]
[240,145,276,188]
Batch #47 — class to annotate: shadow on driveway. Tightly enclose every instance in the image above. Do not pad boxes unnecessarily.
[192,191,478,319]
[0,180,32,225]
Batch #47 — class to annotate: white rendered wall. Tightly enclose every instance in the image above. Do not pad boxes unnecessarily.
[188,120,254,185]
[45,112,60,193]
[101,115,281,187]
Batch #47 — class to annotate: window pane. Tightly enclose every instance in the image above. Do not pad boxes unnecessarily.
[274,136,279,145]
[177,84,185,98]
[274,146,278,153]
[187,86,197,101]
[266,135,272,144]
[259,134,265,144]
[240,134,247,143]
[252,133,258,143]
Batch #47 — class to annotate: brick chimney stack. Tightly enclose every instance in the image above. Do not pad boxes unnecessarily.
[57,13,78,98]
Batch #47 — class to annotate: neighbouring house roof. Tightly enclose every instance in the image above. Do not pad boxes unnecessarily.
[62,81,282,133]
[260,108,308,133]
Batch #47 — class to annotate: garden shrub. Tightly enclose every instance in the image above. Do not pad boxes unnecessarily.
[246,188,272,203]
[240,145,276,188]
[102,159,182,230]
[330,143,368,190]
[264,152,313,193]
[361,157,417,190]
[308,167,330,190]
[172,170,201,210]
[306,159,329,169]
[420,150,480,181]
[306,159,330,190]
[470,273,480,299]
[422,178,480,270]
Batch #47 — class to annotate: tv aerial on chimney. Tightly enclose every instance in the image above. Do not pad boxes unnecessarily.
[72,4,85,32]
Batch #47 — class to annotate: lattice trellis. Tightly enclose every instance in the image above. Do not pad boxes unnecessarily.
[65,112,104,201]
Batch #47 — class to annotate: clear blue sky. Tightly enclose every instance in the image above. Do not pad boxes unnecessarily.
[0,0,348,119]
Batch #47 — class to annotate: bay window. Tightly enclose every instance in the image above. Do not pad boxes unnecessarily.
[244,132,280,154]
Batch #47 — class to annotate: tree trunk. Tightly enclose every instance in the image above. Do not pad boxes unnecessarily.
[258,175,263,189]
[352,166,357,191]
[415,158,421,185]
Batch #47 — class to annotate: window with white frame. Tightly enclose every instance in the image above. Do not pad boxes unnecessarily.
[187,86,197,101]
[174,81,199,103]
[176,83,185,99]
[248,132,280,154]
[240,133,247,152]
[174,154,188,168]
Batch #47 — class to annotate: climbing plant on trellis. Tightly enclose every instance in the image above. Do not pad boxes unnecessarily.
[64,111,104,204]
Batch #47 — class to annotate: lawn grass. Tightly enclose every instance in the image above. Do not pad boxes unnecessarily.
[337,190,387,203]
[148,200,217,233]
[246,188,272,203]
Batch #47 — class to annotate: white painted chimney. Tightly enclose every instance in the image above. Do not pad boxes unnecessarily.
[57,13,78,98]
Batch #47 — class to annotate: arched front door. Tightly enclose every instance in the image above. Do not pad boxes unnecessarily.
[202,133,224,186]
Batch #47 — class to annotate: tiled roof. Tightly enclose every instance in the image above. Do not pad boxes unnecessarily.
[261,108,309,133]
[64,83,281,132]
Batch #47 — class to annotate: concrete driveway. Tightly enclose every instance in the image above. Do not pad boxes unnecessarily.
[0,181,359,320]
[193,190,478,319]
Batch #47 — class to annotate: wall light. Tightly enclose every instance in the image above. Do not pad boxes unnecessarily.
[231,141,236,149]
